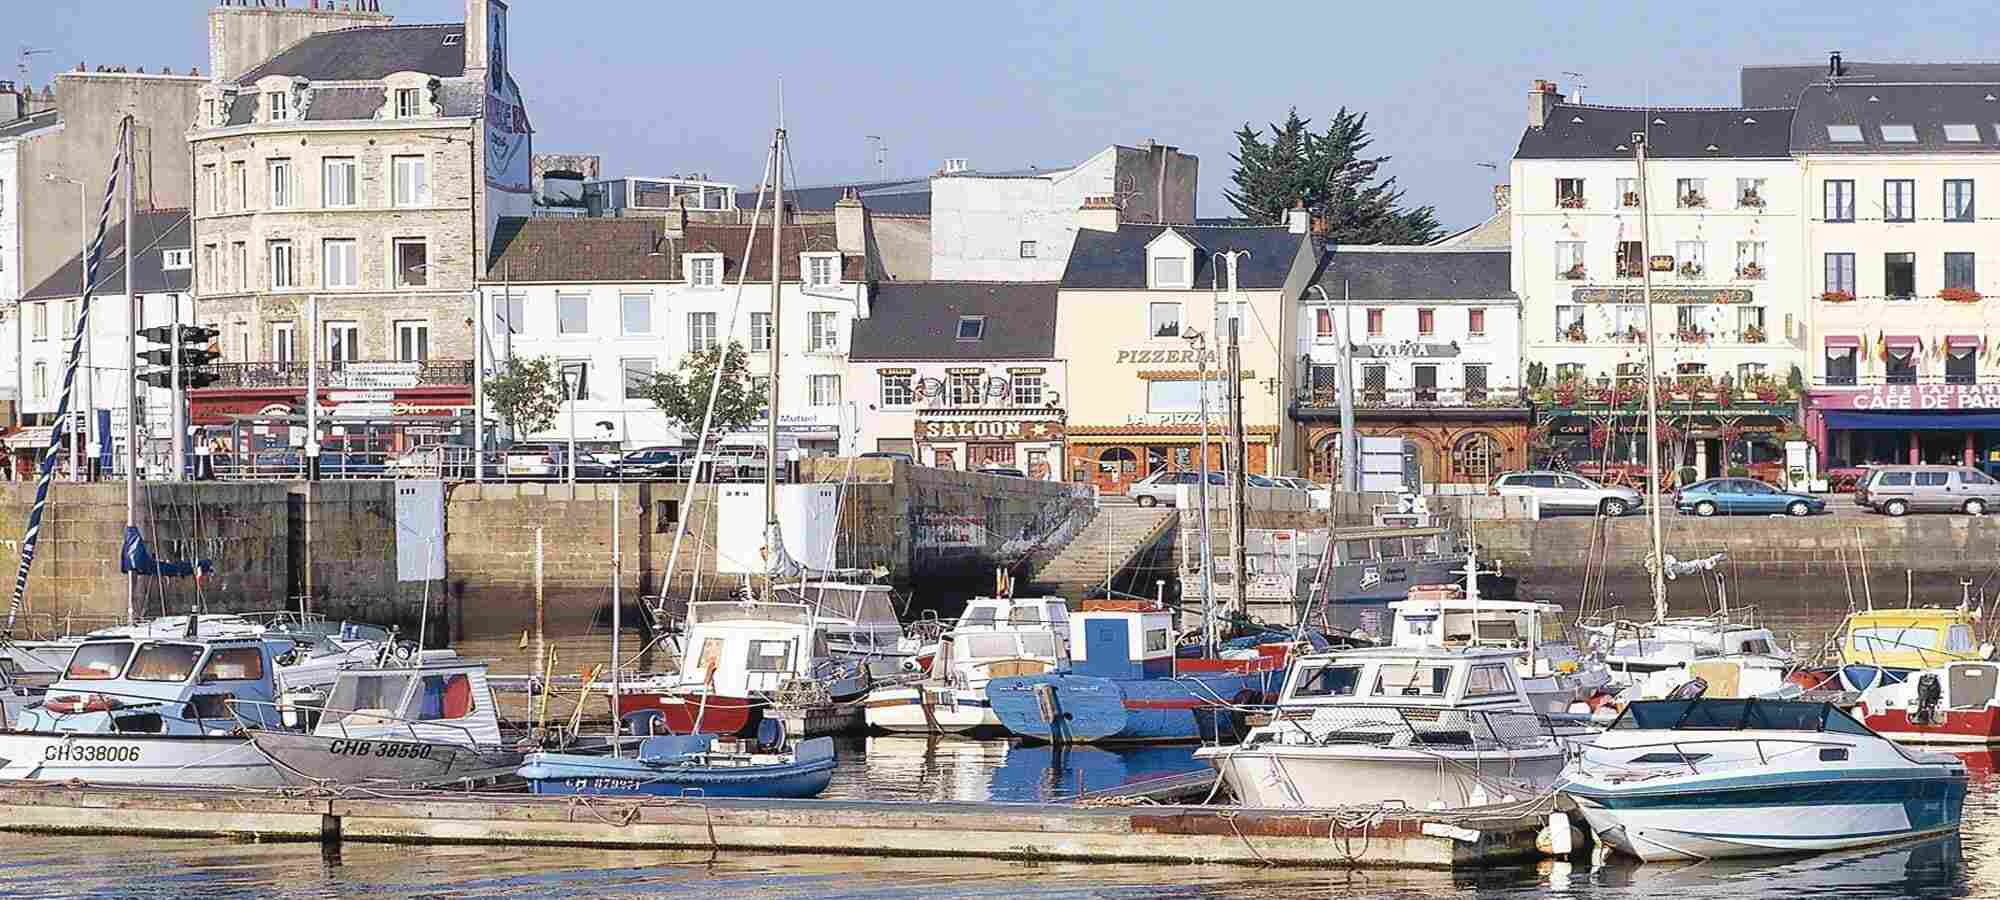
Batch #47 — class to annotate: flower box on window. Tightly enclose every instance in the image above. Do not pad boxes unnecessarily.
[1619,326,1646,343]
[1821,290,1855,303]
[1679,192,1707,209]
[1678,261,1704,279]
[1617,263,1645,279]
[1737,262,1765,280]
[1560,263,1587,280]
[1621,192,1641,208]
[1941,287,1983,303]
[1675,328,1708,344]
[1563,322,1587,342]
[1558,195,1587,209]
[1742,324,1766,343]
[1739,190,1766,209]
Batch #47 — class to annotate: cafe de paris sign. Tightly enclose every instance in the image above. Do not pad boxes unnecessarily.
[1817,384,2000,410]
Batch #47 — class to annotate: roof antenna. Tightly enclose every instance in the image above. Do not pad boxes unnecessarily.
[1828,51,1845,78]
[1562,71,1586,105]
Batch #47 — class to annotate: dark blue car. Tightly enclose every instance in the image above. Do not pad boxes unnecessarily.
[1675,478,1825,517]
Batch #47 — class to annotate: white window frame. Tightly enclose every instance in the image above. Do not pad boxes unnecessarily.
[232,241,247,291]
[269,158,293,209]
[1150,256,1189,289]
[749,312,772,352]
[232,161,247,211]
[392,155,430,207]
[31,362,46,401]
[323,321,360,362]
[556,293,589,335]
[688,311,718,352]
[620,292,652,336]
[394,319,430,362]
[809,374,841,407]
[1019,240,1037,258]
[392,237,428,288]
[30,303,45,341]
[271,321,296,363]
[323,157,358,208]
[321,238,357,289]
[394,87,423,119]
[267,91,290,122]
[1149,302,1181,339]
[880,373,914,408]
[1012,373,1044,407]
[162,248,192,270]
[803,253,840,289]
[809,310,839,352]
[269,240,294,289]
[621,358,656,399]
[686,254,722,288]
[1467,306,1488,338]
[948,372,982,407]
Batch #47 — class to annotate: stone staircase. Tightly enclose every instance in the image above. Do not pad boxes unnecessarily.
[1026,503,1180,599]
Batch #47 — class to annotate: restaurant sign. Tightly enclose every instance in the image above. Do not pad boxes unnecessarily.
[916,417,1065,442]
[1814,385,2000,411]
[1571,287,1753,305]
[1352,340,1459,359]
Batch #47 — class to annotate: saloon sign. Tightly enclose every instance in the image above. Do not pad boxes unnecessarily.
[916,418,1065,442]
[1815,385,2000,411]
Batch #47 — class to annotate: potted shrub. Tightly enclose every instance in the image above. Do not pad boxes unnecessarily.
[1565,321,1587,342]
[1680,191,1707,209]
[1622,191,1641,208]
[1678,260,1704,279]
[1941,287,1983,302]
[1743,323,1766,343]
[1676,327,1707,344]
[1559,194,1587,209]
[1821,290,1856,302]
[1561,262,1587,280]
[1738,261,1765,280]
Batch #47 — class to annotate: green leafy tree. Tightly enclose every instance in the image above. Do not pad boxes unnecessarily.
[632,341,765,440]
[1226,107,1443,244]
[487,355,562,440]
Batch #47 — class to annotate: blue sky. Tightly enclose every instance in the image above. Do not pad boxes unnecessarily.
[21,1,2000,231]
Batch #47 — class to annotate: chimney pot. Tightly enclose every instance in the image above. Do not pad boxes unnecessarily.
[1528,79,1563,129]
[1286,201,1310,234]
[1829,51,1845,77]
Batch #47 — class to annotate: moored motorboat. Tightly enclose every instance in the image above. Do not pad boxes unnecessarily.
[1831,607,1985,693]
[1560,697,1968,862]
[248,654,524,787]
[1386,580,1611,714]
[1196,646,1572,809]
[864,595,1070,736]
[1856,660,2000,745]
[519,730,835,799]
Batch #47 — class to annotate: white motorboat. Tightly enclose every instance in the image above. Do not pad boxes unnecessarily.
[1592,618,1798,699]
[1196,646,1572,810]
[1560,696,1968,862]
[249,654,522,787]
[864,596,1070,736]
[1387,587,1611,714]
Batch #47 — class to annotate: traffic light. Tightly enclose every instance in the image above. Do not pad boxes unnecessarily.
[136,324,222,390]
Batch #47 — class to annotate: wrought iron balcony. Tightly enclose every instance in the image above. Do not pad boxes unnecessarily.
[1293,384,1527,410]
[193,360,475,390]
[1812,373,1989,388]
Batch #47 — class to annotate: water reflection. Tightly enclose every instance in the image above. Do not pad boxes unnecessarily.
[828,736,1207,803]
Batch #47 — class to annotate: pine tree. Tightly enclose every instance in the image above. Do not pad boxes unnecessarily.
[1226,107,1443,244]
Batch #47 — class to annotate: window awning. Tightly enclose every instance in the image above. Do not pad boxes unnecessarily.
[1825,411,2000,430]
[1948,334,1982,348]
[1823,335,1861,348]
[1884,334,1921,347]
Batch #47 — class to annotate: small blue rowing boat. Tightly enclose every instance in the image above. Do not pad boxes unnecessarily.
[518,732,836,799]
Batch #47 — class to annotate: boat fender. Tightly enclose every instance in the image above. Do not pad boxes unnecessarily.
[1914,673,1943,725]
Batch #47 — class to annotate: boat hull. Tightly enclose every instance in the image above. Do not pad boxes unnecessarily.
[250,731,524,787]
[863,685,1000,736]
[1859,705,2000,745]
[1565,772,1968,862]
[615,692,759,737]
[986,671,1276,745]
[519,738,836,799]
[1205,743,1568,809]
[0,733,284,787]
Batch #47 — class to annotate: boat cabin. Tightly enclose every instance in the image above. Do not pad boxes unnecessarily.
[1840,608,1987,672]
[1602,619,1791,672]
[769,582,905,657]
[932,597,1071,685]
[1327,526,1452,568]
[1275,647,1535,711]
[953,596,1071,634]
[678,601,829,696]
[18,636,284,735]
[1610,697,1876,735]
[314,660,501,747]
[1067,601,1178,679]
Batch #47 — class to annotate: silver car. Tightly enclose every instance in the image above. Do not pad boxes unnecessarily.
[1856,465,2000,516]
[1490,470,1643,516]
[1127,470,1276,507]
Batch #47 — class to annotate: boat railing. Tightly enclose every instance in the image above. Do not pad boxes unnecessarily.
[1583,735,1856,778]
[1271,704,1560,752]
[26,685,254,733]
[688,601,814,627]
[225,696,483,747]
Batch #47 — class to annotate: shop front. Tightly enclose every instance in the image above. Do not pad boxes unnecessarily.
[1807,384,2000,473]
[1538,401,1797,486]
[1066,424,1277,495]
[915,410,1066,480]
[1296,412,1531,486]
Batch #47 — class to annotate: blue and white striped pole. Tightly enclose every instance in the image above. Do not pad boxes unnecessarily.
[6,118,129,636]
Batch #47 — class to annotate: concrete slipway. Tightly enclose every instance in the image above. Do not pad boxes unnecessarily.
[0,782,1555,870]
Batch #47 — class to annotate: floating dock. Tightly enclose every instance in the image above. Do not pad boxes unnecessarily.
[0,782,1554,869]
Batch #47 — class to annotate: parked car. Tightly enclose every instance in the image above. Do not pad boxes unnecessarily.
[1855,464,2000,516]
[617,446,688,479]
[1489,470,1643,516]
[1127,470,1274,507]
[502,443,613,481]
[977,465,1028,478]
[1675,478,1824,517]
[860,451,915,464]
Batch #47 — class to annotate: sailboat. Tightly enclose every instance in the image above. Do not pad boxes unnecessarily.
[614,117,902,738]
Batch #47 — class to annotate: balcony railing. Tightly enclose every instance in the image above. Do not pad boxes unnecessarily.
[1294,385,1527,410]
[1813,373,1987,388]
[195,360,475,390]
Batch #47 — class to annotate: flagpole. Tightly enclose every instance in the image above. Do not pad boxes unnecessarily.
[124,116,138,626]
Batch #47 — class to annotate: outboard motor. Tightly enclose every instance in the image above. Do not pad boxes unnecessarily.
[1666,677,1709,701]
[1913,673,1944,725]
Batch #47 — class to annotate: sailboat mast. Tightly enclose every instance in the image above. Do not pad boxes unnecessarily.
[765,125,784,533]
[1635,134,1668,622]
[123,116,137,625]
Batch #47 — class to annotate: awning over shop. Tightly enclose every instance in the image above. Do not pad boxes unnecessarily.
[3,427,54,450]
[1884,334,1921,347]
[1824,411,2000,430]
[1948,334,1981,348]
[1823,335,1861,348]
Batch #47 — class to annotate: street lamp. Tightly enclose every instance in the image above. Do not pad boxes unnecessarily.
[45,172,87,482]
[560,366,579,484]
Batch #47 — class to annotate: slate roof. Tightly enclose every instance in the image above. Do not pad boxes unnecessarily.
[737,177,933,215]
[23,210,191,301]
[236,24,466,84]
[849,282,1059,361]
[1792,82,2000,153]
[0,108,60,139]
[485,217,864,283]
[304,87,386,122]
[1307,248,1514,301]
[1515,104,1795,160]
[1744,62,2000,108]
[1060,225,1306,290]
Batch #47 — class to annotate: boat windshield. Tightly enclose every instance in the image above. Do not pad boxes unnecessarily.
[963,633,1020,659]
[1374,663,1452,698]
[1851,626,1940,654]
[197,647,266,683]
[64,641,135,681]
[1019,632,1059,659]
[127,643,205,682]
[324,672,415,726]
[1290,664,1362,698]
[1611,699,1875,735]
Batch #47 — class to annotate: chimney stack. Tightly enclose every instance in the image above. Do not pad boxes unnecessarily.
[1492,184,1512,214]
[1078,195,1121,233]
[1286,200,1310,235]
[1528,79,1562,129]
[1828,51,1846,78]
[0,82,22,123]
[208,0,391,84]
[834,188,866,255]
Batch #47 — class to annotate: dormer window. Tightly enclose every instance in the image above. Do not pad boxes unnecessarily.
[394,87,423,119]
[1151,256,1188,288]
[685,254,722,287]
[161,249,192,271]
[267,91,290,122]
[957,316,985,341]
[803,253,840,288]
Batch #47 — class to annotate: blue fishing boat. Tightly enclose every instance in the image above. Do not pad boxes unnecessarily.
[985,600,1295,745]
[518,731,836,799]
